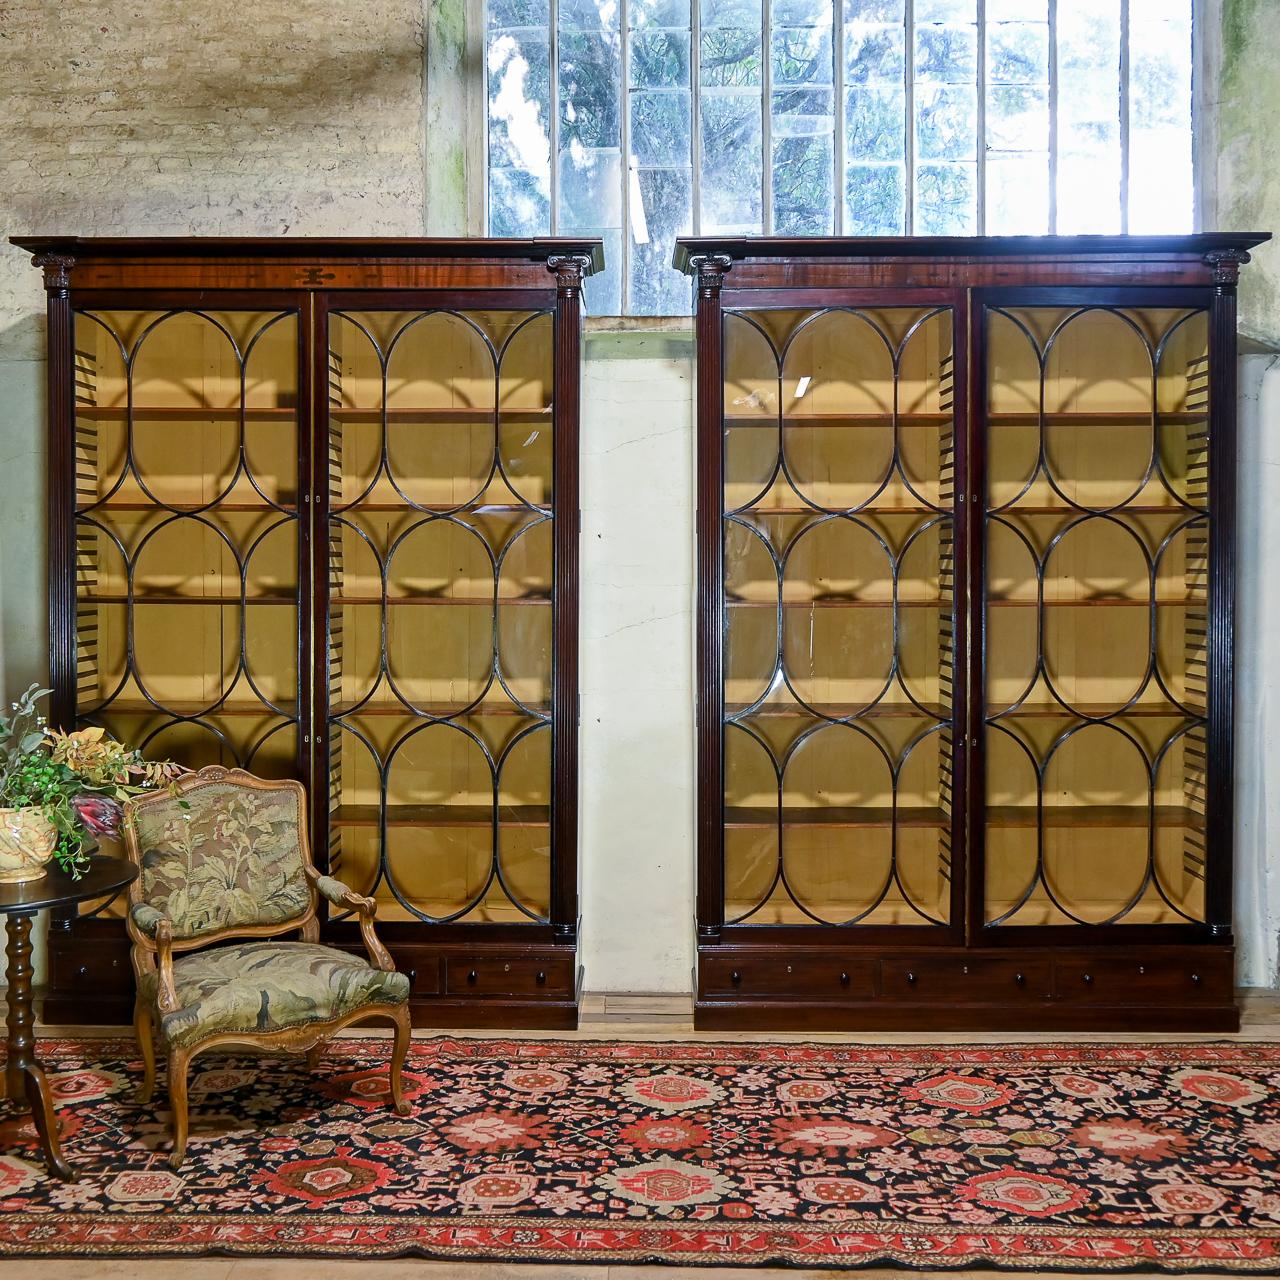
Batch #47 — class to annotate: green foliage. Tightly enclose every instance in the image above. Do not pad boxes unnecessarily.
[0,684,180,878]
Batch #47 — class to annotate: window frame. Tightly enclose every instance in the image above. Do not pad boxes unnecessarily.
[474,0,1207,315]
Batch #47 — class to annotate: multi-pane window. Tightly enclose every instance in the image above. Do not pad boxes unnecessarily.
[486,0,1195,315]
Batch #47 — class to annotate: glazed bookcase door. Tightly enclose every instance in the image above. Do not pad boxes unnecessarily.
[69,306,304,923]
[322,306,556,927]
[980,301,1213,934]
[721,304,961,931]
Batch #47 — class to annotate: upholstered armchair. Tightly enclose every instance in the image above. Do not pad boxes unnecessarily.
[124,766,412,1168]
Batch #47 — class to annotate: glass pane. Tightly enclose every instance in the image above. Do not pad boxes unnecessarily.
[1128,3,1193,233]
[913,0,976,234]
[701,92,764,232]
[770,2,835,235]
[327,309,555,925]
[487,30,553,236]
[559,20,622,313]
[983,305,1210,929]
[627,0,692,315]
[722,305,957,928]
[773,91,836,234]
[1056,0,1121,233]
[72,308,303,919]
[630,165,694,315]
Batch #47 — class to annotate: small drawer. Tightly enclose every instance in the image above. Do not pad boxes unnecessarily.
[702,955,876,999]
[384,950,441,996]
[1054,957,1231,1005]
[444,956,574,999]
[882,957,1052,1001]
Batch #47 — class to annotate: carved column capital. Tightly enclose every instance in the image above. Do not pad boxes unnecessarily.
[1203,248,1251,288]
[546,253,595,297]
[688,253,733,299]
[32,254,75,297]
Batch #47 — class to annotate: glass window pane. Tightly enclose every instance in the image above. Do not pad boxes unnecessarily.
[1128,7,1192,233]
[845,22,906,84]
[914,24,977,82]
[702,0,762,30]
[915,84,976,161]
[630,0,689,26]
[559,32,621,149]
[915,161,975,233]
[987,85,1047,153]
[987,22,1047,85]
[701,27,763,87]
[559,0,614,31]
[487,32,552,172]
[773,131,835,233]
[1056,0,1121,233]
[845,162,905,233]
[772,26,835,86]
[489,167,551,235]
[701,92,764,232]
[846,0,904,20]
[488,0,550,27]
[631,91,692,166]
[987,154,1049,234]
[846,84,905,161]
[631,31,690,87]
[630,166,694,315]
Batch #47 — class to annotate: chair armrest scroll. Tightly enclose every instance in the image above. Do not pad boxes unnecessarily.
[304,867,395,972]
[129,905,179,1014]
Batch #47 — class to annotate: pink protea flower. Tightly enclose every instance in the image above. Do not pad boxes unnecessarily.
[71,794,123,840]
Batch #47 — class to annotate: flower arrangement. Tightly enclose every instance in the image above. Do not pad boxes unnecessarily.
[0,684,184,879]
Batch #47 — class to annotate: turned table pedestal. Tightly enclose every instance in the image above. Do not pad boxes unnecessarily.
[1,856,138,1179]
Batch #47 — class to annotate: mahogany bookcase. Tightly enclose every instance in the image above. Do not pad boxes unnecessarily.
[14,236,602,1029]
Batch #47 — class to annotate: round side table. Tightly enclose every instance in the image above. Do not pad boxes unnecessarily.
[0,855,138,1180]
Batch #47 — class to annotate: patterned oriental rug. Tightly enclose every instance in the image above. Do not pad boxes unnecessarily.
[0,1039,1279,1270]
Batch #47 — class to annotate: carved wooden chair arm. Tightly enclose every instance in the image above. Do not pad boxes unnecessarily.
[128,903,180,1015]
[304,866,395,972]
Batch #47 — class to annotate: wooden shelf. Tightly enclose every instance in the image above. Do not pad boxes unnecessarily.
[723,411,1203,429]
[79,593,295,606]
[331,502,548,515]
[727,702,949,720]
[85,700,299,718]
[724,805,1203,830]
[332,594,550,606]
[76,406,295,420]
[726,597,948,609]
[736,504,1201,517]
[329,407,551,422]
[987,805,1205,830]
[76,501,298,513]
[331,700,548,718]
[989,703,1205,719]
[725,806,949,828]
[331,804,550,828]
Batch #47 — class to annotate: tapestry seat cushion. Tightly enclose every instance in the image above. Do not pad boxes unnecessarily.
[138,941,410,1050]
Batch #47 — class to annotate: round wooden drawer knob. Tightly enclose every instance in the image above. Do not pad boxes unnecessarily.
[1014,972,1025,986]
[467,970,478,984]
[906,971,917,985]
[1082,973,1092,985]
[536,971,546,985]
[840,971,850,986]
[730,970,741,986]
